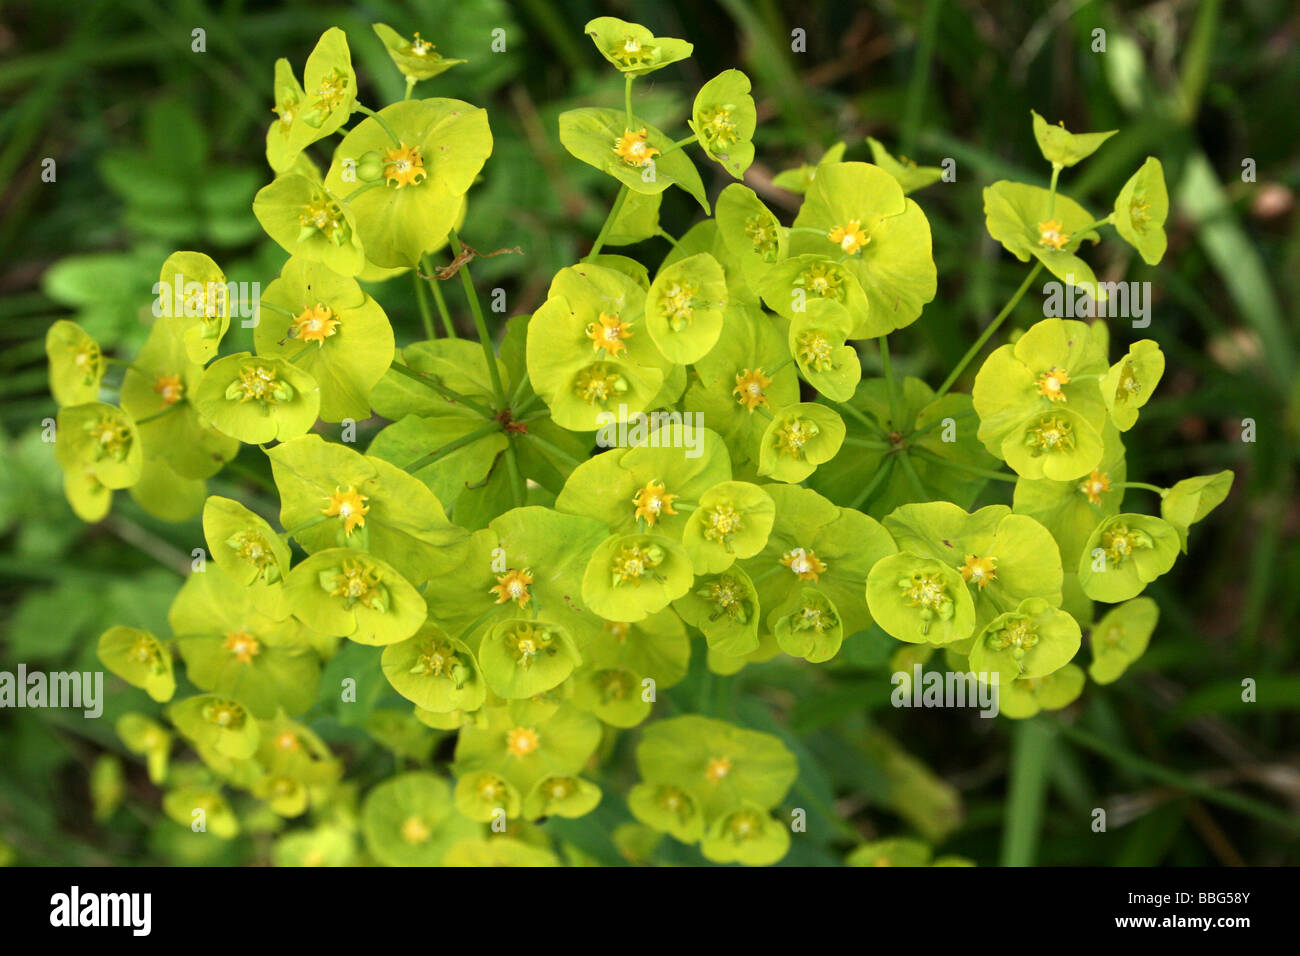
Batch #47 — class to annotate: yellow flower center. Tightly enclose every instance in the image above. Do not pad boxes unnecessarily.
[276,731,300,751]
[775,417,819,458]
[298,195,350,245]
[222,629,261,665]
[611,542,663,586]
[613,127,659,167]
[312,68,349,114]
[153,373,184,405]
[658,280,698,331]
[202,699,246,729]
[705,756,733,782]
[1037,218,1070,250]
[605,620,630,642]
[703,503,743,542]
[1101,522,1152,567]
[1036,366,1071,401]
[700,106,738,148]
[506,623,553,668]
[228,363,292,405]
[732,367,771,411]
[505,726,540,757]
[489,567,534,608]
[797,262,845,299]
[584,312,632,357]
[86,416,132,461]
[383,142,427,189]
[745,215,779,259]
[328,559,386,611]
[898,571,953,635]
[632,479,678,526]
[409,32,434,56]
[796,330,835,372]
[828,220,868,254]
[781,547,827,582]
[700,575,748,622]
[400,815,431,844]
[322,486,370,536]
[546,777,575,800]
[230,530,275,575]
[988,617,1039,653]
[727,809,763,839]
[610,34,654,69]
[1115,362,1142,402]
[1025,414,1075,453]
[292,303,341,343]
[272,91,297,131]
[574,364,626,405]
[1078,469,1111,504]
[1129,197,1151,234]
[960,554,998,589]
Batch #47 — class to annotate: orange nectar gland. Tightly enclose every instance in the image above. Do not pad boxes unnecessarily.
[733,368,771,411]
[828,220,868,255]
[705,756,733,783]
[222,630,261,665]
[505,726,540,757]
[613,127,659,168]
[585,312,632,357]
[960,554,998,589]
[1037,219,1070,251]
[383,142,426,189]
[1036,366,1071,402]
[781,547,827,582]
[153,373,184,405]
[1078,469,1111,504]
[321,486,370,536]
[489,567,534,608]
[292,303,341,344]
[610,542,664,587]
[632,479,678,526]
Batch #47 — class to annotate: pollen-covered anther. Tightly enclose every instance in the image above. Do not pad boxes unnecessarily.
[292,303,341,343]
[745,215,778,258]
[613,127,659,168]
[489,567,534,608]
[383,142,427,189]
[411,639,462,680]
[732,367,771,411]
[400,815,431,844]
[1078,469,1111,504]
[202,699,246,729]
[505,726,540,757]
[225,363,293,405]
[698,576,747,623]
[153,373,184,405]
[506,623,553,668]
[297,196,350,245]
[1025,415,1075,453]
[988,618,1039,662]
[658,280,698,331]
[610,34,655,69]
[796,330,835,372]
[321,485,370,536]
[1037,218,1070,250]
[310,68,349,116]
[222,629,261,665]
[775,417,819,458]
[700,105,739,149]
[632,479,678,526]
[574,365,627,405]
[781,547,827,582]
[828,219,868,254]
[897,570,954,635]
[960,554,998,589]
[1036,366,1071,402]
[798,263,844,299]
[1101,522,1153,567]
[610,542,664,587]
[408,32,434,56]
[326,559,387,612]
[703,502,743,543]
[585,312,632,356]
[86,416,132,461]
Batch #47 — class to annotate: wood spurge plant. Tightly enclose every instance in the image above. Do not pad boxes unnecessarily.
[47,18,1235,868]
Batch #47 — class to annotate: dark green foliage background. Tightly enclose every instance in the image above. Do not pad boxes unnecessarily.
[0,0,1296,865]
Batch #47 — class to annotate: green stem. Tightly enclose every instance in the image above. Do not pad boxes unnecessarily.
[907,407,977,440]
[1047,164,1061,217]
[850,459,895,511]
[343,180,383,204]
[222,459,276,494]
[936,261,1044,400]
[504,442,527,508]
[405,422,502,473]
[387,361,496,419]
[403,77,416,101]
[655,133,698,158]
[412,269,435,340]
[842,436,891,451]
[427,266,456,339]
[1001,718,1054,866]
[1118,481,1167,497]
[897,450,929,501]
[912,447,1019,483]
[354,103,401,146]
[878,336,901,429]
[835,400,890,438]
[624,73,634,126]
[449,229,507,406]
[132,403,181,426]
[655,228,682,251]
[1057,721,1300,836]
[523,430,584,470]
[284,512,332,538]
[587,185,629,261]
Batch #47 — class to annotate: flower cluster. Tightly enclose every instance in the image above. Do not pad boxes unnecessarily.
[48,19,1231,867]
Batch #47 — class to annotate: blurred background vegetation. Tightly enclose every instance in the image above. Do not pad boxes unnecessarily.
[0,0,1296,866]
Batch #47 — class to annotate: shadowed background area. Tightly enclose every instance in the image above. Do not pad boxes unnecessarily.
[0,0,1296,865]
